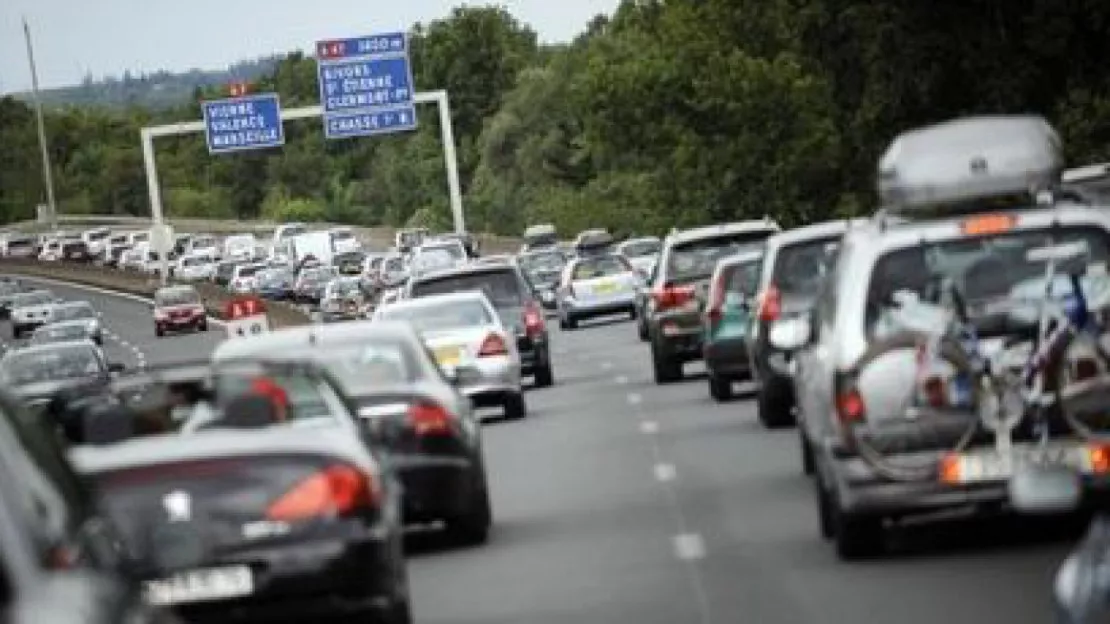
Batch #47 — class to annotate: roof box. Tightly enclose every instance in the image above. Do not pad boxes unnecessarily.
[877,115,1064,211]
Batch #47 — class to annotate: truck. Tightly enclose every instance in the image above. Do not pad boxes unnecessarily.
[289,231,334,268]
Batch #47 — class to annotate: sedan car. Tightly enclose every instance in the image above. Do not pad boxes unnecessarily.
[213,321,493,545]
[556,253,640,329]
[31,319,99,346]
[66,360,411,623]
[152,285,207,337]
[255,267,295,301]
[517,248,567,310]
[0,340,123,408]
[175,253,217,282]
[377,292,526,419]
[48,301,102,344]
[10,289,58,339]
[320,277,369,323]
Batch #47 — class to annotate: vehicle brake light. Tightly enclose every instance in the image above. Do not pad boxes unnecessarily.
[835,387,865,424]
[266,464,379,521]
[705,271,728,326]
[406,401,454,436]
[478,333,509,357]
[652,285,695,311]
[961,213,1016,236]
[758,285,781,322]
[523,301,545,337]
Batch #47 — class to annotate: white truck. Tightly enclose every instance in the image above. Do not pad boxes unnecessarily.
[290,231,335,268]
[81,227,111,258]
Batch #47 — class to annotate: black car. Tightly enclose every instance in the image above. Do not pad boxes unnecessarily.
[61,240,92,263]
[517,249,568,310]
[0,384,174,623]
[404,263,555,387]
[66,360,412,623]
[0,341,125,409]
[213,321,493,544]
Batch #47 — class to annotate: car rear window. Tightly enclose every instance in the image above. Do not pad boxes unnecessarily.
[771,236,841,297]
[412,270,522,307]
[155,288,199,307]
[723,258,762,298]
[666,232,772,284]
[571,255,629,280]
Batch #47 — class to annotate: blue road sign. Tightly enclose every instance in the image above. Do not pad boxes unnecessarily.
[316,31,417,140]
[202,93,285,154]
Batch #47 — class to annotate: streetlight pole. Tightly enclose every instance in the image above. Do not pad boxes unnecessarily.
[23,16,58,232]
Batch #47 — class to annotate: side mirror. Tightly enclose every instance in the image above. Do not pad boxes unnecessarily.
[768,317,811,351]
[1009,466,1081,514]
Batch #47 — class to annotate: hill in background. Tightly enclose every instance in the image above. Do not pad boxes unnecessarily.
[10,56,282,110]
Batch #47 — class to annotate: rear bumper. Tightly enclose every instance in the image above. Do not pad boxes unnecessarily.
[156,316,205,332]
[393,454,481,522]
[653,319,703,361]
[703,335,751,378]
[517,334,549,374]
[563,296,636,320]
[457,357,522,399]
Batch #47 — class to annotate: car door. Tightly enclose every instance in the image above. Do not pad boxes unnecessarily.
[794,247,843,446]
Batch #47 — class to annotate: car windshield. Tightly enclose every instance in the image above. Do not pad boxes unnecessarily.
[14,292,51,307]
[412,270,522,307]
[772,236,841,297]
[87,231,109,241]
[32,324,89,344]
[53,305,95,321]
[155,288,199,307]
[667,232,772,283]
[332,230,354,241]
[519,251,565,273]
[379,299,493,331]
[572,255,629,280]
[866,225,1110,336]
[0,345,101,385]
[621,240,662,258]
[326,280,362,298]
[298,342,413,394]
[193,236,216,248]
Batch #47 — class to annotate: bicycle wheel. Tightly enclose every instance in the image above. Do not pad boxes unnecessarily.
[846,331,982,481]
[1049,329,1110,440]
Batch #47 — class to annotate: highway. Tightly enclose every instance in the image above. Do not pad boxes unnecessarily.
[16,277,1076,624]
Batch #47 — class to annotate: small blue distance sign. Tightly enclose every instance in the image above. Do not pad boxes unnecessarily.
[201,93,285,155]
[316,31,417,140]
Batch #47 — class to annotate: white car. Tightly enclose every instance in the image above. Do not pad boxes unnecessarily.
[556,253,641,329]
[187,234,221,259]
[375,291,526,419]
[616,236,663,278]
[37,239,62,262]
[224,234,258,263]
[411,240,468,277]
[330,227,361,254]
[176,253,217,281]
[10,290,56,339]
[229,262,267,294]
[46,301,102,344]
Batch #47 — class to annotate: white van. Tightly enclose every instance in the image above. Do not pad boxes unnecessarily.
[81,227,111,257]
[329,227,360,254]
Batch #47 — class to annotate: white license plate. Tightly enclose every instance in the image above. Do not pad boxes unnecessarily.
[949,444,1091,484]
[144,565,254,606]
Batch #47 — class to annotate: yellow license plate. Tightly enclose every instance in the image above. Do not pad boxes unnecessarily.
[594,281,618,294]
[433,346,462,367]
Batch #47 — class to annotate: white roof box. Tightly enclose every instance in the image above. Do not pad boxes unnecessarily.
[877,115,1063,211]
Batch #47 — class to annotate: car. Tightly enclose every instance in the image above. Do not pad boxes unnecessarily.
[334,250,366,276]
[785,115,1110,559]
[255,267,295,301]
[404,263,554,387]
[556,252,640,329]
[320,277,369,322]
[749,219,860,427]
[701,250,763,401]
[377,292,526,418]
[212,259,238,287]
[330,227,361,255]
[410,240,469,277]
[60,238,92,263]
[47,301,102,344]
[293,265,336,304]
[228,262,266,294]
[222,234,258,263]
[66,360,412,623]
[516,248,568,310]
[521,223,558,253]
[394,227,428,253]
[29,320,99,346]
[644,219,781,383]
[214,321,493,544]
[10,289,57,339]
[174,253,217,281]
[615,236,663,278]
[186,234,221,260]
[152,285,207,337]
[0,280,26,319]
[0,340,123,409]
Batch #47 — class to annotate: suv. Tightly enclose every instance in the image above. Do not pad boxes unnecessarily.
[645,219,780,383]
[782,115,1110,559]
[404,263,555,387]
[750,219,860,428]
[152,285,207,337]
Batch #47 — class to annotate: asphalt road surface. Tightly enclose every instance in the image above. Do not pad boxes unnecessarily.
[13,276,1079,624]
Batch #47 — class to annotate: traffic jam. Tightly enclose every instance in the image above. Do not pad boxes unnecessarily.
[3,115,1110,621]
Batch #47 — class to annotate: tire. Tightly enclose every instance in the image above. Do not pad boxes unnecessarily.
[629,306,638,320]
[504,392,527,420]
[708,374,733,402]
[533,360,554,388]
[198,320,208,332]
[558,316,569,330]
[155,326,164,338]
[637,315,649,341]
[834,508,885,560]
[566,315,578,330]
[801,429,815,475]
[757,377,794,429]
[816,475,835,539]
[652,342,682,384]
[448,481,492,546]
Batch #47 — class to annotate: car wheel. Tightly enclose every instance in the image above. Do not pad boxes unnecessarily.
[533,361,554,388]
[708,374,733,402]
[801,430,814,475]
[651,342,682,384]
[637,315,649,341]
[155,326,164,338]
[198,320,208,332]
[834,508,884,561]
[756,378,795,429]
[448,481,492,546]
[566,315,578,330]
[628,306,637,320]
[504,392,527,420]
[815,474,835,540]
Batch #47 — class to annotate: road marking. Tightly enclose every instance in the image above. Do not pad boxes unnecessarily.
[673,533,706,561]
[615,375,629,385]
[627,392,642,405]
[601,361,613,370]
[654,463,677,482]
[640,420,659,434]
[119,340,131,349]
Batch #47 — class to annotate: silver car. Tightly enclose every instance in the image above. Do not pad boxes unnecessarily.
[556,253,640,329]
[47,300,102,344]
[9,290,56,339]
[30,319,98,346]
[375,291,526,419]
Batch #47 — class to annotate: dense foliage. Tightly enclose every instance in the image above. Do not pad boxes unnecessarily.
[2,1,1109,237]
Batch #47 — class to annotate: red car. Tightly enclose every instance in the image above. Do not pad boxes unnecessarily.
[153,284,208,337]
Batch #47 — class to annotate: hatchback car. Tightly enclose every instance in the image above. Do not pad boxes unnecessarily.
[10,289,57,339]
[405,263,554,388]
[645,219,780,383]
[228,262,266,295]
[293,265,336,304]
[556,253,640,329]
[152,285,207,337]
[616,236,662,278]
[0,340,123,408]
[48,301,102,344]
[517,248,568,310]
[702,250,763,401]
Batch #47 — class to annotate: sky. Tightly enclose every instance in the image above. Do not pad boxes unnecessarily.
[0,0,619,93]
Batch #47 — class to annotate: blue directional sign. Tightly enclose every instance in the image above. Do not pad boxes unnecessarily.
[201,93,285,154]
[316,31,417,140]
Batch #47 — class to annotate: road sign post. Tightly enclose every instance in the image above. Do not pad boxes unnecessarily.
[315,32,418,139]
[223,294,270,339]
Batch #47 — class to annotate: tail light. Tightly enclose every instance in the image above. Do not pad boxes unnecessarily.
[921,375,946,408]
[523,301,545,337]
[652,285,695,311]
[478,333,509,357]
[266,464,380,521]
[758,285,781,322]
[406,401,454,435]
[705,272,728,326]
[835,386,866,424]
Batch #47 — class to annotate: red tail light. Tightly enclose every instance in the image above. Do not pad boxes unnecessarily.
[406,401,454,435]
[652,285,695,311]
[705,272,728,326]
[266,464,379,521]
[523,301,545,337]
[836,388,866,424]
[758,285,781,322]
[478,333,509,357]
[921,375,946,408]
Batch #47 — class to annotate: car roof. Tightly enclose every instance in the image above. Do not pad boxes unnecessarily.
[385,290,491,309]
[213,320,419,362]
[667,219,781,246]
[764,218,865,251]
[156,285,198,295]
[412,262,519,283]
[619,236,662,245]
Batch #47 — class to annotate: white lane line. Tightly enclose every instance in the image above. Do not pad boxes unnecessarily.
[627,392,642,405]
[639,420,659,435]
[654,463,677,482]
[673,533,707,561]
[601,361,613,371]
[118,340,131,349]
[615,375,629,385]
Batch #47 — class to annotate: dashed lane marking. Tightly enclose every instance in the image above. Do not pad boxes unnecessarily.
[654,463,677,482]
[627,392,642,405]
[601,361,613,371]
[615,375,629,385]
[639,420,659,435]
[673,533,707,561]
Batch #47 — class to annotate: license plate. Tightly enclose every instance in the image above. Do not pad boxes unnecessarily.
[144,565,253,606]
[946,444,1091,484]
[433,346,463,367]
[594,281,618,294]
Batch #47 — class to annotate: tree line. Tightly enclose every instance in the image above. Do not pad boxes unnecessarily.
[1,0,1109,238]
